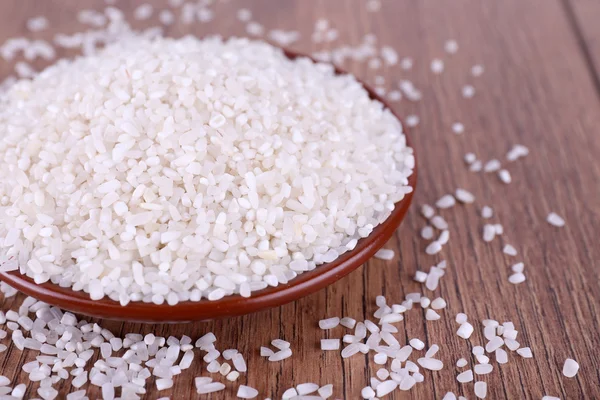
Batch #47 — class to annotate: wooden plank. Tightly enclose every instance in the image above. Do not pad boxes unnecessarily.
[0,0,599,399]
[564,0,600,89]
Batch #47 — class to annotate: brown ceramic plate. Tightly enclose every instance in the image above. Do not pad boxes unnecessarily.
[0,50,417,323]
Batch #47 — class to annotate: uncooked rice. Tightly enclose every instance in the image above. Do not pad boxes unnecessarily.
[374,249,394,260]
[562,358,579,378]
[452,123,464,134]
[430,59,444,74]
[547,212,565,227]
[0,35,414,304]
[0,3,580,400]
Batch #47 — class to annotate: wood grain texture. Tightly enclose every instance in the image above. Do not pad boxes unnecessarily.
[564,0,600,91]
[1,0,599,399]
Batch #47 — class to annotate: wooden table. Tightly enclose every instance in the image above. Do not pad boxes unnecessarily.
[1,0,599,399]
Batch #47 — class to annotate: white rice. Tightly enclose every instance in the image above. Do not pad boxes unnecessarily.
[462,85,475,98]
[508,273,526,284]
[400,57,413,70]
[431,216,449,230]
[456,370,473,383]
[471,64,484,76]
[271,339,290,350]
[366,0,382,12]
[474,381,487,398]
[158,10,175,26]
[562,358,579,378]
[474,363,493,375]
[436,195,456,209]
[457,322,474,339]
[421,204,435,219]
[547,212,565,227]
[516,347,533,358]
[464,153,477,164]
[444,40,458,54]
[0,35,414,304]
[452,123,464,134]
[420,226,434,240]
[502,244,517,256]
[297,382,319,395]
[506,144,529,161]
[456,358,468,368]
[246,22,265,36]
[26,16,49,32]
[374,249,395,261]
[455,189,474,203]
[409,339,424,350]
[237,385,259,399]
[282,388,298,399]
[236,8,252,22]
[417,357,443,371]
[431,297,446,310]
[320,339,340,351]
[481,206,493,218]
[406,114,420,127]
[496,348,508,364]
[483,224,496,242]
[319,318,340,330]
[425,309,441,321]
[431,59,444,74]
[425,344,439,358]
[133,4,153,20]
[484,159,501,173]
[498,169,512,184]
[268,349,292,362]
[469,160,483,172]
[340,317,356,329]
[425,241,443,255]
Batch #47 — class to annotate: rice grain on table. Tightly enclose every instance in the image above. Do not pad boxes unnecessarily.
[471,64,484,76]
[469,160,483,172]
[498,169,512,184]
[421,226,434,240]
[547,212,565,227]
[496,348,508,364]
[400,57,413,70]
[562,358,579,377]
[506,144,529,161]
[444,40,458,54]
[481,206,493,218]
[464,153,477,164]
[436,195,456,209]
[456,369,473,383]
[452,123,464,134]
[26,16,49,32]
[431,59,444,74]
[456,358,468,368]
[409,338,425,350]
[517,347,533,358]
[374,249,395,260]
[484,159,501,172]
[431,297,446,310]
[462,85,475,98]
[455,189,474,203]
[503,244,517,256]
[321,339,340,351]
[474,381,487,399]
[237,385,259,399]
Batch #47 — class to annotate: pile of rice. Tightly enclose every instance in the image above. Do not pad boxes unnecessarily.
[0,35,414,305]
